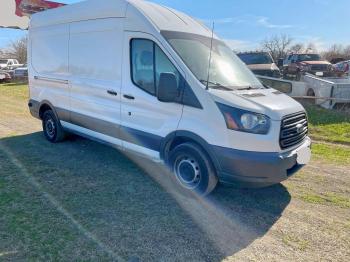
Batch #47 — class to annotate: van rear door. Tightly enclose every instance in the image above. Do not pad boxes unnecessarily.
[121,32,184,158]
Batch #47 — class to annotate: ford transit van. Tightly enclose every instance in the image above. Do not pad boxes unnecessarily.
[28,0,311,195]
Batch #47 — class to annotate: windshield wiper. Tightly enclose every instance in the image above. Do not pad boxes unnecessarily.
[236,86,261,91]
[199,80,232,91]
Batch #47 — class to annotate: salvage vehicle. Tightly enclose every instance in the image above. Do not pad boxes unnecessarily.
[258,73,350,110]
[334,60,349,77]
[237,51,281,78]
[0,70,12,83]
[28,0,311,195]
[0,58,23,70]
[14,64,28,80]
[283,53,334,80]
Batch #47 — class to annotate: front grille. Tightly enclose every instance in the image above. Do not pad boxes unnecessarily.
[311,64,328,71]
[280,112,308,149]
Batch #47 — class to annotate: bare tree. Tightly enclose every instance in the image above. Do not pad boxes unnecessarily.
[289,43,304,54]
[261,34,293,61]
[343,45,350,60]
[305,43,317,53]
[6,36,27,64]
[321,44,345,62]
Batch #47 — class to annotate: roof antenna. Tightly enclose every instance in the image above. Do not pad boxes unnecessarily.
[206,22,215,90]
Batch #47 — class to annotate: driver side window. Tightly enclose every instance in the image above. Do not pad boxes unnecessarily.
[131,39,181,96]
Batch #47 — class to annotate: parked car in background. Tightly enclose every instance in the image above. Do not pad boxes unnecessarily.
[330,57,346,64]
[0,58,24,70]
[334,60,349,77]
[0,70,12,83]
[283,53,334,80]
[277,58,284,70]
[237,51,281,78]
[14,64,28,80]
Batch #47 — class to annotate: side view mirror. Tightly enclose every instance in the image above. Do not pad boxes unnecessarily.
[157,72,178,103]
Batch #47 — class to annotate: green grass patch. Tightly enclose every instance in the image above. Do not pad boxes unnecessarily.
[312,143,350,165]
[305,105,350,145]
[282,234,309,251]
[300,192,350,208]
[0,83,29,100]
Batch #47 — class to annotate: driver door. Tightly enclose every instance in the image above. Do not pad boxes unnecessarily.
[121,31,185,159]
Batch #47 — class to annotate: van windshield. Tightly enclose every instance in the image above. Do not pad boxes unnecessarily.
[161,31,263,90]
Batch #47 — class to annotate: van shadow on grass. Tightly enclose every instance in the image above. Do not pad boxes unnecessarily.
[0,132,291,261]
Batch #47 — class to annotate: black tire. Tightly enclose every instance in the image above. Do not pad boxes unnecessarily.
[168,142,218,196]
[306,89,316,105]
[42,110,66,143]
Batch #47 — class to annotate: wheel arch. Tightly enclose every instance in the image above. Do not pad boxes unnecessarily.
[307,88,315,96]
[160,131,221,173]
[38,100,59,120]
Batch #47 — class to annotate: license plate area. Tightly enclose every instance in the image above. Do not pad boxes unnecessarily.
[296,145,311,165]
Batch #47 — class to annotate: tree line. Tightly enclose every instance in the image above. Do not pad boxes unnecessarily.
[261,34,350,63]
[0,36,27,64]
[1,34,350,65]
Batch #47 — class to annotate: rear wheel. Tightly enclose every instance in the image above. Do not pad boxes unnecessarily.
[306,89,316,105]
[169,142,218,196]
[42,110,66,143]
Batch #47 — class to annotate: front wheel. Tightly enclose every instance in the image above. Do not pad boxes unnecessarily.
[169,142,218,196]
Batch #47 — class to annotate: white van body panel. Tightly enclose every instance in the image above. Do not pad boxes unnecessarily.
[128,0,213,37]
[30,0,128,29]
[29,23,70,115]
[68,18,124,146]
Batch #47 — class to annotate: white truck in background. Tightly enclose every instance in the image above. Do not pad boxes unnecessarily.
[258,74,350,109]
[0,58,24,70]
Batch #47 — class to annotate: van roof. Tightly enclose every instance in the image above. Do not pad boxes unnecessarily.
[30,0,213,38]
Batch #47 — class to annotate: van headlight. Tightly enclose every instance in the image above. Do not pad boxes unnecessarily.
[216,103,270,134]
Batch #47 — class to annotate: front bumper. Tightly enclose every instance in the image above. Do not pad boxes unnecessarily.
[28,99,40,119]
[212,138,311,187]
[307,70,334,77]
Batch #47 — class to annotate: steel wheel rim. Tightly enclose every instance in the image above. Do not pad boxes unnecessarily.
[174,156,201,189]
[45,118,56,138]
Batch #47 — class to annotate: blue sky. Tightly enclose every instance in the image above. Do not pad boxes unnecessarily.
[1,0,349,51]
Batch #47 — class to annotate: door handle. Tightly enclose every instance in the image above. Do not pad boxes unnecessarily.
[107,90,118,96]
[123,94,135,100]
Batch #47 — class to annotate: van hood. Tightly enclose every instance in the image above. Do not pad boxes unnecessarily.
[209,88,304,121]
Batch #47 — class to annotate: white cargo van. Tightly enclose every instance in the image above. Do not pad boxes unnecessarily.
[28,0,311,195]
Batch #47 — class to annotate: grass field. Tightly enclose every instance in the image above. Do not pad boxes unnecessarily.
[0,83,349,261]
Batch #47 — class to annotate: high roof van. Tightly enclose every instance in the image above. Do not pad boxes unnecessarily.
[28,0,311,195]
